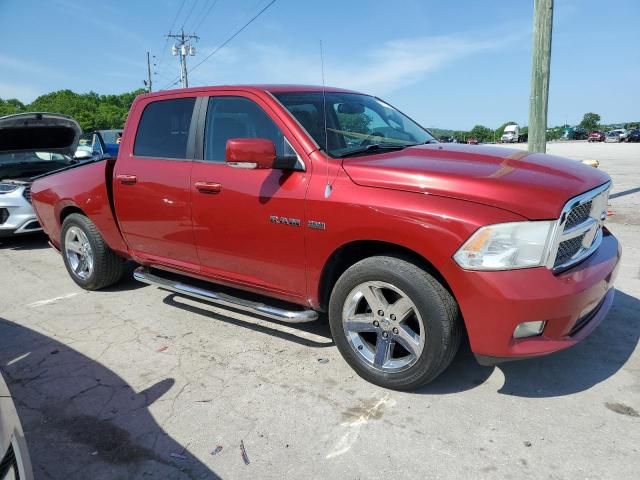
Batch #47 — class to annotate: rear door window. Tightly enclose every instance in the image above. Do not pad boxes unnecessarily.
[134,97,196,159]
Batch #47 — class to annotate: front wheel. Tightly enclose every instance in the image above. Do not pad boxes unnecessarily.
[329,256,461,390]
[61,213,125,290]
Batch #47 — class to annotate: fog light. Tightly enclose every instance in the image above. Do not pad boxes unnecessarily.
[513,321,546,339]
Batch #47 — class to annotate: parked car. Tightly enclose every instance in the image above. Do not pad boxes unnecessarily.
[466,137,478,145]
[588,131,605,142]
[1,372,34,480]
[0,113,83,237]
[605,131,623,143]
[567,128,589,140]
[609,128,628,142]
[500,124,519,143]
[30,85,620,390]
[76,129,123,158]
[627,128,640,142]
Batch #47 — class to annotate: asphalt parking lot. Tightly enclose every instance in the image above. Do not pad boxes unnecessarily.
[1,141,638,480]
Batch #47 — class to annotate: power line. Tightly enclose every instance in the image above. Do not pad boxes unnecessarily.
[181,0,200,29]
[156,0,188,74]
[189,0,276,75]
[162,0,276,89]
[169,0,188,34]
[191,0,220,33]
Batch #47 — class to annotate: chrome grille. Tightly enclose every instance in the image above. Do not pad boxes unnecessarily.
[564,200,592,229]
[23,184,32,203]
[549,182,610,271]
[555,234,586,266]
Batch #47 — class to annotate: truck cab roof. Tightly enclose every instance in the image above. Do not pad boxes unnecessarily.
[138,84,363,101]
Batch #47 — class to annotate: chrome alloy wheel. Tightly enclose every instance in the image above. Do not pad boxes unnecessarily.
[342,281,426,373]
[64,226,94,280]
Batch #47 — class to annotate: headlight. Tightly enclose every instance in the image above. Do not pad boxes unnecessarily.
[454,221,554,270]
[0,183,20,194]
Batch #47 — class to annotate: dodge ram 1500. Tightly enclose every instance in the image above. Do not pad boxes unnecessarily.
[30,85,621,390]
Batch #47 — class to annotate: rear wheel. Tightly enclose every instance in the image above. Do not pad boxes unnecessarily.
[61,213,125,290]
[329,256,461,390]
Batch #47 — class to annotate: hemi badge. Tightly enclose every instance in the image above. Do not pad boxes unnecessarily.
[308,220,326,230]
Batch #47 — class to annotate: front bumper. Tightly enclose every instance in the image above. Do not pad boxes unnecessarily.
[454,229,621,362]
[0,186,41,237]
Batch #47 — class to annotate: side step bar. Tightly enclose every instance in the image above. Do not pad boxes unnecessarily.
[133,267,319,323]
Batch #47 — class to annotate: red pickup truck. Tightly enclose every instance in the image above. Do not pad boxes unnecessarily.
[30,85,621,390]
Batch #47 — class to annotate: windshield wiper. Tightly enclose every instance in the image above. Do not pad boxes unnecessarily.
[338,144,411,158]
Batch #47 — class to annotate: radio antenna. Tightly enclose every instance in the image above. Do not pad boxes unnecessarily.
[320,40,331,199]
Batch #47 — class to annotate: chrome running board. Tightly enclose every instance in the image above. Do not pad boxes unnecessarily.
[133,267,319,323]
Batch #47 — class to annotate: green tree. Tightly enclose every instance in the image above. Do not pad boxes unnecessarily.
[0,98,26,116]
[8,89,145,131]
[546,126,563,141]
[469,125,494,143]
[337,112,371,134]
[579,112,601,131]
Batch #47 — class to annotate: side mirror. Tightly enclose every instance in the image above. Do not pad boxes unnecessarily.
[226,138,276,169]
[73,149,93,160]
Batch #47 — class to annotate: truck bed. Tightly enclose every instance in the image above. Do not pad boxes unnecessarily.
[30,158,129,256]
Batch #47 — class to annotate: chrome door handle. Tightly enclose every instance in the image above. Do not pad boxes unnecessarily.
[194,181,222,194]
[116,174,137,185]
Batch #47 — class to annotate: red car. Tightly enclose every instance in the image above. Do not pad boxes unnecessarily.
[466,137,479,145]
[588,131,605,142]
[30,85,621,390]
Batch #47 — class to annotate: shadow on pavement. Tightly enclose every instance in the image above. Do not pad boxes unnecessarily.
[610,186,640,199]
[163,293,334,348]
[0,317,219,480]
[100,262,149,292]
[0,232,50,251]
[417,289,640,397]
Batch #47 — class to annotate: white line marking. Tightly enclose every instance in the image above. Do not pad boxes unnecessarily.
[27,292,79,308]
[7,352,30,366]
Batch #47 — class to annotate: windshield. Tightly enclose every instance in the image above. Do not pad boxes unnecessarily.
[274,92,435,157]
[0,151,71,164]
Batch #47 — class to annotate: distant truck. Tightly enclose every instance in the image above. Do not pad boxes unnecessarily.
[501,124,520,143]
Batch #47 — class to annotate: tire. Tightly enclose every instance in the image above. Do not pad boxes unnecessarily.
[328,256,461,390]
[61,213,125,290]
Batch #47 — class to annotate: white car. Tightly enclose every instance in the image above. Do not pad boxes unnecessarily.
[0,373,33,479]
[605,131,623,143]
[0,113,82,238]
[609,129,628,141]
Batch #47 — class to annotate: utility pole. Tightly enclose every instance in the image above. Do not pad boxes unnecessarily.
[167,29,198,88]
[528,0,554,153]
[145,51,153,92]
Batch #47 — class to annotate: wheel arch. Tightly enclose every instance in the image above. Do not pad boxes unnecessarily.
[60,205,86,225]
[317,240,456,313]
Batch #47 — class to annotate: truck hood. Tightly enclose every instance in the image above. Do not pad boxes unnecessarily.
[0,112,81,156]
[341,144,610,219]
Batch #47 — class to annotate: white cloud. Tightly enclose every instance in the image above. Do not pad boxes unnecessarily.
[185,29,526,94]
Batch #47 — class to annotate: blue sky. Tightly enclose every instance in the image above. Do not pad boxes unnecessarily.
[0,0,638,130]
